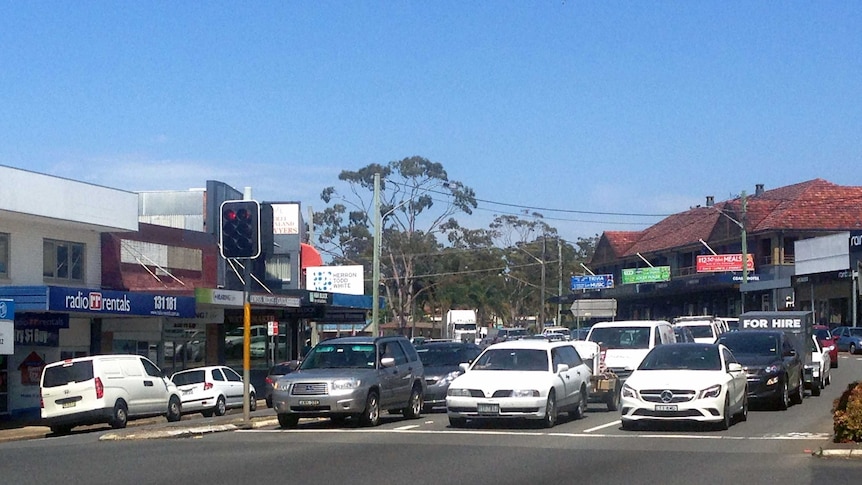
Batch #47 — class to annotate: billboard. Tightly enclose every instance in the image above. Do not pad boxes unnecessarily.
[570,274,614,290]
[306,265,365,295]
[696,254,755,273]
[621,266,670,284]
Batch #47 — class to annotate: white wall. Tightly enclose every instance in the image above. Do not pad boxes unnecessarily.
[795,232,850,275]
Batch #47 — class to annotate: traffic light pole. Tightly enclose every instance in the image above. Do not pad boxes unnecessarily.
[242,259,252,422]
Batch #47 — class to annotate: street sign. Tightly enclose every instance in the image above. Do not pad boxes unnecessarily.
[267,321,279,336]
[571,274,614,290]
[570,299,617,318]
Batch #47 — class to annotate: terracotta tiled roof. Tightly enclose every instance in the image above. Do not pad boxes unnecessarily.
[592,179,862,260]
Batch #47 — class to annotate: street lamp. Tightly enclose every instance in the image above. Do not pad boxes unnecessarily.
[712,191,749,313]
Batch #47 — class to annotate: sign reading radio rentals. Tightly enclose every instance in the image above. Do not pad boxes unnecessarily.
[621,266,671,284]
[696,254,755,273]
[570,274,614,290]
[47,287,196,318]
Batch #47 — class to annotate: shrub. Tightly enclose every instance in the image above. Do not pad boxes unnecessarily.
[833,381,862,443]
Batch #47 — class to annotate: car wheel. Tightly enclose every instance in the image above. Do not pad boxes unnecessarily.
[403,385,423,419]
[266,396,273,408]
[542,390,557,428]
[249,393,257,412]
[790,377,804,405]
[606,384,621,412]
[277,413,299,428]
[851,343,858,355]
[214,396,227,416]
[811,378,822,396]
[571,385,587,420]
[830,358,838,369]
[360,391,380,427]
[776,379,790,411]
[110,401,128,429]
[449,416,467,428]
[717,396,731,431]
[166,396,182,422]
[738,392,748,422]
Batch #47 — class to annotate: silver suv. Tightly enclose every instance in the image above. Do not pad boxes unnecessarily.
[271,336,425,428]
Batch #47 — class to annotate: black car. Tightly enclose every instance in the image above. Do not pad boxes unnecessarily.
[414,341,482,412]
[264,360,301,408]
[716,330,804,410]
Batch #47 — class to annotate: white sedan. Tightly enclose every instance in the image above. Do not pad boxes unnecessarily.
[620,343,747,430]
[170,365,256,417]
[446,339,592,428]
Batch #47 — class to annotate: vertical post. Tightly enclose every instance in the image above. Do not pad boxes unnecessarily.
[557,239,563,326]
[242,259,251,422]
[540,236,546,333]
[371,173,381,338]
[740,191,748,314]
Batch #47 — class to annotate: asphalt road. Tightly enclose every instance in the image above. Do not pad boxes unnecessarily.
[2,352,861,485]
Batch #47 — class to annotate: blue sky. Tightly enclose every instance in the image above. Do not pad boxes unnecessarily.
[1,2,860,244]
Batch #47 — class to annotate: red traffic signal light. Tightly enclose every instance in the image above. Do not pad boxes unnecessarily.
[220,200,261,259]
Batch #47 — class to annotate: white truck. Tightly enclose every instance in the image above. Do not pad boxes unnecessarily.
[448,309,478,344]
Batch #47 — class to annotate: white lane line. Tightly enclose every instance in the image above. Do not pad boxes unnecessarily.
[583,420,622,433]
[394,425,421,431]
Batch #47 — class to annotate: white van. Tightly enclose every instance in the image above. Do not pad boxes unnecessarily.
[40,354,183,435]
[586,320,675,380]
[672,316,722,344]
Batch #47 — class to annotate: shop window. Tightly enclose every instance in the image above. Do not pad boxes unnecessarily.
[0,233,8,278]
[265,254,292,283]
[43,239,85,282]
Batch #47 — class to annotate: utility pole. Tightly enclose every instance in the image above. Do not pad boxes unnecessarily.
[740,190,748,314]
[371,173,381,338]
[557,239,563,326]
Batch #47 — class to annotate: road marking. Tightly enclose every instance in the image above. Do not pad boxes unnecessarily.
[583,420,621,433]
[394,425,420,431]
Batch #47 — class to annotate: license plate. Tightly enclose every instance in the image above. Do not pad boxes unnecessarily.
[477,403,500,415]
[655,404,678,411]
[182,389,193,395]
[62,401,76,409]
[298,400,320,406]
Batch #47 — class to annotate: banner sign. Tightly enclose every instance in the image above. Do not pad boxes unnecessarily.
[306,265,365,295]
[0,299,13,355]
[48,287,195,317]
[696,254,755,273]
[570,275,614,290]
[621,266,671,284]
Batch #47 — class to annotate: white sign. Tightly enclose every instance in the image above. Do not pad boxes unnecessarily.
[272,203,300,235]
[306,265,365,295]
[268,321,279,336]
[0,321,14,355]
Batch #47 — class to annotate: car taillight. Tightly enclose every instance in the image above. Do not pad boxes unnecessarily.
[95,377,104,399]
[204,382,213,391]
[265,377,274,385]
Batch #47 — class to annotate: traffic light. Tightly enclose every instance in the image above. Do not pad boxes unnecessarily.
[220,200,261,259]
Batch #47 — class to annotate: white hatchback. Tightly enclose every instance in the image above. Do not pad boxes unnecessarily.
[446,339,592,428]
[170,366,256,417]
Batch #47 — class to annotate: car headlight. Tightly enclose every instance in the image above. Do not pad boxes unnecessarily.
[440,371,462,385]
[509,389,540,398]
[698,384,722,399]
[273,380,291,392]
[448,388,472,397]
[763,365,781,374]
[622,383,637,399]
[331,378,361,390]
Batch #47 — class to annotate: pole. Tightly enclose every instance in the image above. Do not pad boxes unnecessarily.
[242,259,251,422]
[371,173,381,337]
[540,237,546,332]
[557,239,563,326]
[740,191,748,314]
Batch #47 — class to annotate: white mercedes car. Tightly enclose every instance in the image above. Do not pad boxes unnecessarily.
[446,339,592,428]
[620,343,748,430]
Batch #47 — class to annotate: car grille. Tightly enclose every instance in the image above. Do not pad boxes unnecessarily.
[639,389,696,403]
[633,409,704,418]
[290,383,329,396]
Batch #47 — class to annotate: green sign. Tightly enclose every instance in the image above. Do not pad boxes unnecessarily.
[621,266,671,284]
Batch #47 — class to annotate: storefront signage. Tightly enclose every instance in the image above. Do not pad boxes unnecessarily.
[306,265,365,295]
[0,299,13,355]
[47,287,195,317]
[621,266,671,284]
[248,294,301,307]
[195,288,244,307]
[696,254,755,272]
[570,274,614,290]
[850,231,862,255]
[272,203,300,235]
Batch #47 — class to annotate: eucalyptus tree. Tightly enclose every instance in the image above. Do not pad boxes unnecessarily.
[314,156,477,334]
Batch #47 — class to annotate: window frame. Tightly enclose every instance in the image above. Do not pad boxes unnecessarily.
[43,238,86,283]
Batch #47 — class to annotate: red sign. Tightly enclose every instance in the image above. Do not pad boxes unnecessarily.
[696,254,755,273]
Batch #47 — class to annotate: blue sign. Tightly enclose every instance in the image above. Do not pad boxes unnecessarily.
[571,275,614,291]
[0,299,13,320]
[47,287,196,318]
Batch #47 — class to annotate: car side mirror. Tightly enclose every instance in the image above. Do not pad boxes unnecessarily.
[459,362,470,373]
[556,363,570,373]
[728,362,743,373]
[783,348,796,357]
[380,357,396,367]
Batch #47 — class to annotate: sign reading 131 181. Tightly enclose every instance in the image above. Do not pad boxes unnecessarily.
[154,296,178,312]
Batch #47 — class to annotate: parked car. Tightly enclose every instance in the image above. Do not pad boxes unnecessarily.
[813,325,839,368]
[570,327,590,341]
[673,326,696,343]
[225,325,268,357]
[446,339,592,428]
[804,335,831,397]
[832,326,862,354]
[170,365,256,417]
[620,343,748,430]
[264,360,301,408]
[716,330,804,410]
[415,341,482,412]
[271,336,425,428]
[672,316,721,344]
[586,320,675,381]
[40,354,182,435]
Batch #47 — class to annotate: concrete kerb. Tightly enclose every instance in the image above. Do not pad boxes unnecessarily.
[812,446,862,459]
[99,416,279,441]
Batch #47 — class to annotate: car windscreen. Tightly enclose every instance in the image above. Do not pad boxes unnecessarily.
[682,325,715,339]
[588,327,651,349]
[301,344,376,369]
[639,345,721,371]
[42,361,94,388]
[171,369,206,386]
[471,348,548,371]
[416,346,480,367]
[717,333,778,356]
[814,329,832,340]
